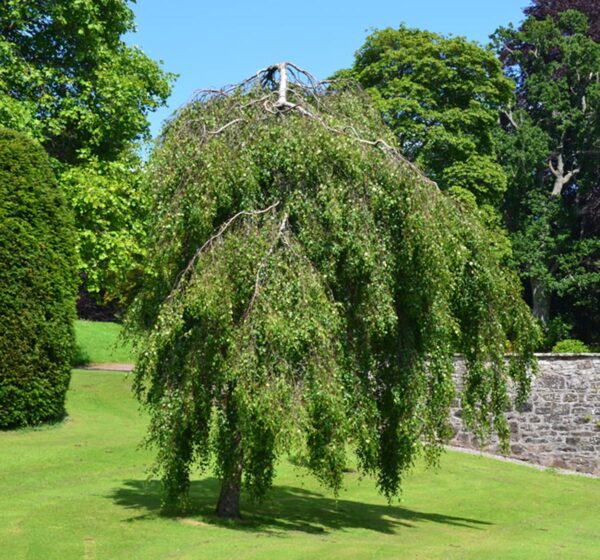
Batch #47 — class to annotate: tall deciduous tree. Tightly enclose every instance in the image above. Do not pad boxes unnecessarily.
[334,26,514,220]
[494,9,600,341]
[0,0,171,163]
[126,64,539,518]
[0,0,173,303]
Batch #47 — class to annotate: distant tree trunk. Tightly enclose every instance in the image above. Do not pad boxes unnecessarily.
[549,153,579,197]
[531,278,550,326]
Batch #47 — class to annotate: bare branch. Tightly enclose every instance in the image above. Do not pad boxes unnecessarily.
[208,118,245,135]
[549,153,580,197]
[563,167,580,184]
[169,201,281,297]
[181,62,440,192]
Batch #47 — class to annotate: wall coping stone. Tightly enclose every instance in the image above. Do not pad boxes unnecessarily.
[453,353,600,360]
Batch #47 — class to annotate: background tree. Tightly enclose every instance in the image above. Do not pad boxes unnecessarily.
[334,26,514,225]
[126,64,539,518]
[493,9,600,344]
[525,0,600,296]
[0,129,77,428]
[0,0,172,304]
[525,0,600,41]
[60,150,150,304]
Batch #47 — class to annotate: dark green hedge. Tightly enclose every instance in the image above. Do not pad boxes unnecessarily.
[0,129,77,429]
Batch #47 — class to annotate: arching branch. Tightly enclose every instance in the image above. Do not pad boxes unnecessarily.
[169,201,280,297]
[191,62,438,190]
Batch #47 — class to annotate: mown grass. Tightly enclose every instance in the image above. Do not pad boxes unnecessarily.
[73,320,134,365]
[1,370,598,559]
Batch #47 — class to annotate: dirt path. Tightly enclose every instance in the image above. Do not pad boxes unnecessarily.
[81,363,134,372]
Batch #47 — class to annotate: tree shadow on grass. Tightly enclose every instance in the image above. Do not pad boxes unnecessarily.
[109,478,491,535]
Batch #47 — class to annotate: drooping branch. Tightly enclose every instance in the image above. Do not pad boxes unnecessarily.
[128,60,542,517]
[169,201,280,297]
[188,62,438,190]
[208,118,245,135]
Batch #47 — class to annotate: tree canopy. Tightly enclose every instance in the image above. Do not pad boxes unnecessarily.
[60,150,150,301]
[126,63,539,518]
[335,26,513,215]
[525,0,600,41]
[0,0,171,163]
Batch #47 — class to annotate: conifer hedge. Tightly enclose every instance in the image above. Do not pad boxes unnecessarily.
[0,129,77,428]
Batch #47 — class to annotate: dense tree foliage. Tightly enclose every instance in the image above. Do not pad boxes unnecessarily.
[493,10,600,344]
[0,0,170,163]
[0,0,172,303]
[525,0,600,41]
[335,26,513,219]
[0,129,77,428]
[60,150,150,300]
[126,64,539,517]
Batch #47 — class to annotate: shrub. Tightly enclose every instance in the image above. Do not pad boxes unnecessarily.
[551,339,590,353]
[0,129,77,428]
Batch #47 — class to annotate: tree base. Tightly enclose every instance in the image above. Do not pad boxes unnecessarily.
[215,478,241,518]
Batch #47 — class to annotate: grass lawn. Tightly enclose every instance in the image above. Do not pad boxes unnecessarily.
[73,320,134,365]
[1,371,598,559]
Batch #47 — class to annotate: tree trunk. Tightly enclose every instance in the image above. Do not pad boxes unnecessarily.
[531,278,550,326]
[216,457,243,518]
[215,383,244,518]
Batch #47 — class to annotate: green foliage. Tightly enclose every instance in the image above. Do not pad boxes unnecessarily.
[60,151,150,300]
[551,339,590,353]
[335,26,513,213]
[0,129,77,428]
[0,0,172,163]
[126,71,539,513]
[543,315,574,348]
[0,0,173,302]
[526,0,600,42]
[494,10,600,337]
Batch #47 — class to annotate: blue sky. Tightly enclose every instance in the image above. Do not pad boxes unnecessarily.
[127,0,529,138]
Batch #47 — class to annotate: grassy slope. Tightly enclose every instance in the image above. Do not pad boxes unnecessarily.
[74,320,134,364]
[1,371,598,560]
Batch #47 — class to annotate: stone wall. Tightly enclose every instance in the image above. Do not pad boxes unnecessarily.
[450,355,600,476]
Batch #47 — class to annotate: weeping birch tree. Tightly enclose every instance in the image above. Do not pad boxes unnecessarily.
[126,63,540,518]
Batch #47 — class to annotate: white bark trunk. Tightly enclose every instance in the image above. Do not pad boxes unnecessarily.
[276,62,289,106]
[549,153,579,197]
